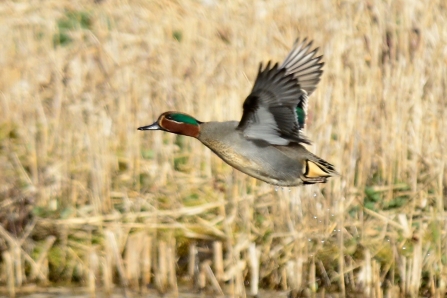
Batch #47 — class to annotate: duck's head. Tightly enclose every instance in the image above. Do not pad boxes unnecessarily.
[138,111,202,138]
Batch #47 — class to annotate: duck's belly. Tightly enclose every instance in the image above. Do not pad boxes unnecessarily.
[201,138,304,186]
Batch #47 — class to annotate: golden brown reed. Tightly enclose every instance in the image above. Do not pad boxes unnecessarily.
[0,0,446,296]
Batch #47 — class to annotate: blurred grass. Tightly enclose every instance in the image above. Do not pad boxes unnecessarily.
[0,0,446,296]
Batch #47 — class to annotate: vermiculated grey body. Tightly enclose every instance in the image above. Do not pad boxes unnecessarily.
[199,121,311,186]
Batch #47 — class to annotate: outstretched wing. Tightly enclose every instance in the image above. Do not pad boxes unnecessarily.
[237,38,323,145]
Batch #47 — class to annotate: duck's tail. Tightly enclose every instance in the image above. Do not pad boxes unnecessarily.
[301,152,339,185]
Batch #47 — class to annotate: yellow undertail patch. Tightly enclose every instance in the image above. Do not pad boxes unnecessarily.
[306,161,329,178]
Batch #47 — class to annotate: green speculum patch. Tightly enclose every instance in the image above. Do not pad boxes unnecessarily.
[296,107,305,127]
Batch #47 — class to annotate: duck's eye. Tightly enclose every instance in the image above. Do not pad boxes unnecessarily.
[166,115,173,120]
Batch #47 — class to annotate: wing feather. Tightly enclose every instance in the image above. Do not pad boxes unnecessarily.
[237,38,324,145]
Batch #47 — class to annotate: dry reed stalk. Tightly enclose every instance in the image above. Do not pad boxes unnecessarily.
[360,249,373,296]
[400,256,407,296]
[410,239,422,294]
[309,257,316,293]
[141,235,152,288]
[198,260,206,291]
[88,251,98,295]
[188,242,197,282]
[248,243,260,296]
[156,241,168,293]
[202,260,224,295]
[234,261,246,298]
[286,256,304,292]
[370,260,379,298]
[317,260,330,287]
[167,238,178,293]
[13,244,22,287]
[124,232,144,288]
[386,285,401,298]
[31,235,56,283]
[105,230,128,288]
[345,256,355,291]
[40,201,225,226]
[224,260,247,296]
[213,241,224,283]
[102,256,112,296]
[439,277,447,298]
[3,252,14,298]
[280,266,287,290]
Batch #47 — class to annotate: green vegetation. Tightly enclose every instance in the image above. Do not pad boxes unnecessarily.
[54,10,92,47]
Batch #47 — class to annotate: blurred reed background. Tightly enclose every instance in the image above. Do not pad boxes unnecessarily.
[0,0,446,297]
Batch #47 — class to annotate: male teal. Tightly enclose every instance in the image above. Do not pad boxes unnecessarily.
[139,39,339,186]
